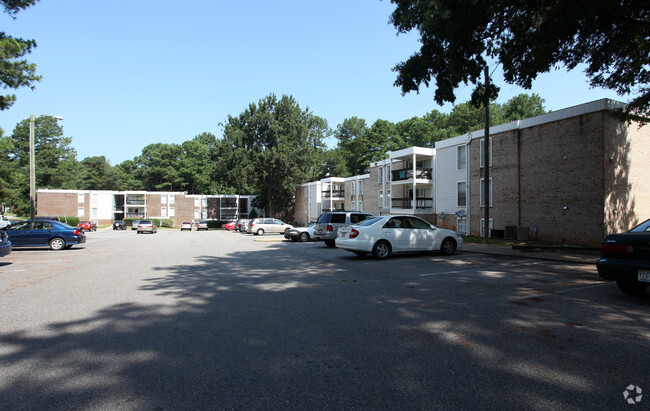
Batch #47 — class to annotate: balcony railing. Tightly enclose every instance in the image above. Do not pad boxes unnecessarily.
[392,197,434,209]
[126,213,146,218]
[322,189,345,198]
[221,201,237,208]
[126,200,146,205]
[391,168,432,181]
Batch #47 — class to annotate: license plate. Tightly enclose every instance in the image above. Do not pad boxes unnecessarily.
[639,270,650,283]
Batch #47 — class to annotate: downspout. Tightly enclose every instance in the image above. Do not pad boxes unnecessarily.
[466,136,471,235]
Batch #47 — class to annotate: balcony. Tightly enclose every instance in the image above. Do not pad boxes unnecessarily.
[392,168,432,182]
[126,199,146,206]
[322,189,345,198]
[392,197,433,209]
[221,201,237,208]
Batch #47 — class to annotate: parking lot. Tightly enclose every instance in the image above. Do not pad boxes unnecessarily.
[0,229,648,409]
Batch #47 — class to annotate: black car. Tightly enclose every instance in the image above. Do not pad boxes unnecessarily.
[113,220,126,230]
[597,219,650,296]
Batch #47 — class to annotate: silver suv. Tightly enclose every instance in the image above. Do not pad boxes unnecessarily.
[313,211,374,247]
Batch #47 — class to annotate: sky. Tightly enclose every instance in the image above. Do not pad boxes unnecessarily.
[0,0,627,165]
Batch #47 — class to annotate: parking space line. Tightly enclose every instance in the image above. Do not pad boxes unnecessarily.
[418,260,546,277]
[509,282,612,300]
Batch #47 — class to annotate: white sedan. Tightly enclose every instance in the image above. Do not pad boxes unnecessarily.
[336,215,463,259]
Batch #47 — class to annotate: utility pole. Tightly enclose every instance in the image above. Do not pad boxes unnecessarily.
[483,67,490,244]
[29,115,35,221]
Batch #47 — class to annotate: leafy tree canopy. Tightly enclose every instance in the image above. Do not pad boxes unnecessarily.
[1,0,41,110]
[389,0,650,121]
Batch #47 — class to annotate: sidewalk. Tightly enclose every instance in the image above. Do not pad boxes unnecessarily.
[462,242,599,264]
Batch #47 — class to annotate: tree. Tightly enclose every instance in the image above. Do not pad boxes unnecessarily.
[136,143,184,191]
[389,0,650,120]
[502,93,547,120]
[334,117,369,176]
[1,0,42,110]
[3,115,76,214]
[222,94,329,217]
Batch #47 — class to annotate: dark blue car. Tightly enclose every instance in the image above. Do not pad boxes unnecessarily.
[0,230,11,257]
[4,220,86,250]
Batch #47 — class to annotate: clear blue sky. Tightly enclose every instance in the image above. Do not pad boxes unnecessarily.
[1,0,626,165]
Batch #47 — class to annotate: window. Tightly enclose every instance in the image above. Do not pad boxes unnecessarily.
[378,167,383,183]
[350,181,355,196]
[194,197,200,207]
[169,194,175,204]
[387,188,391,206]
[92,207,98,218]
[202,197,207,207]
[92,193,98,204]
[457,182,467,207]
[479,218,494,238]
[480,138,493,167]
[161,194,167,204]
[78,193,84,203]
[351,201,356,211]
[202,210,207,219]
[161,207,167,217]
[379,190,384,208]
[457,218,468,235]
[387,165,391,181]
[78,207,84,217]
[457,146,466,170]
[358,180,363,195]
[194,210,200,220]
[169,206,175,217]
[480,178,493,207]
[358,199,363,212]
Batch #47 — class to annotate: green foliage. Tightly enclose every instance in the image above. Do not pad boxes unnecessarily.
[161,219,174,228]
[222,93,330,216]
[64,216,79,227]
[0,0,42,110]
[389,0,650,121]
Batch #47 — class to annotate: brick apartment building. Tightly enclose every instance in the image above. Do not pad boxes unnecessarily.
[295,99,650,246]
[36,190,261,227]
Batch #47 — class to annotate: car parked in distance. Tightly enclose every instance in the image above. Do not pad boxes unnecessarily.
[222,221,236,231]
[77,220,97,231]
[3,220,86,250]
[0,230,11,257]
[181,222,192,231]
[313,211,374,247]
[247,218,293,236]
[239,219,251,233]
[136,220,157,234]
[197,220,209,231]
[113,220,126,230]
[336,215,463,260]
[131,220,140,231]
[284,222,316,242]
[597,218,650,296]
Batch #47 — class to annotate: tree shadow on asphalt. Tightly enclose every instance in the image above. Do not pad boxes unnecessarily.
[0,243,648,409]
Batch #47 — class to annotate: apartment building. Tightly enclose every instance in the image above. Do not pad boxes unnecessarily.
[296,99,649,246]
[36,189,261,226]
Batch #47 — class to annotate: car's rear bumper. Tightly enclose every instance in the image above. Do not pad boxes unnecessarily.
[597,258,649,281]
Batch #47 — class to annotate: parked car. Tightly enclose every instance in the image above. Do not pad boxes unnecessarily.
[131,220,140,231]
[197,220,209,231]
[284,222,316,242]
[234,219,248,232]
[223,221,236,231]
[597,218,650,296]
[77,220,97,231]
[113,220,126,230]
[3,220,86,250]
[136,220,157,234]
[313,211,375,247]
[239,219,251,233]
[336,215,463,259]
[181,222,192,231]
[0,230,11,257]
[247,218,293,236]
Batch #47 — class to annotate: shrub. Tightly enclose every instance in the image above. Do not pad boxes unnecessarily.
[162,219,174,228]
